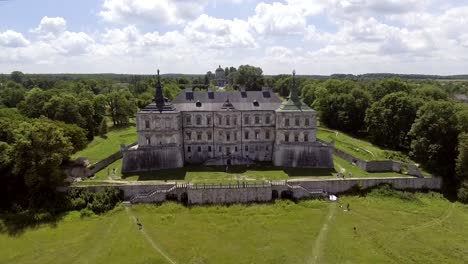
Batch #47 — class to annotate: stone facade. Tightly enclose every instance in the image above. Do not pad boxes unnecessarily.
[122,70,334,173]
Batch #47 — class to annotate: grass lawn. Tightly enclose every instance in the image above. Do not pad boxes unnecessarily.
[71,125,137,164]
[2,192,467,263]
[317,127,412,162]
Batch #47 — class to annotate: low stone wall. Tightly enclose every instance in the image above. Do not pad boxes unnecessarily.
[121,145,184,173]
[333,148,423,177]
[64,176,442,205]
[187,184,272,205]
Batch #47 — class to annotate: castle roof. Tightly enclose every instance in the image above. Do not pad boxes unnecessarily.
[172,89,281,111]
[140,69,178,113]
[276,70,315,113]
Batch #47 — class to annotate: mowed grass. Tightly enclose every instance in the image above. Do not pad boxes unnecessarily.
[1,193,467,263]
[317,127,411,162]
[89,155,406,184]
[72,125,137,164]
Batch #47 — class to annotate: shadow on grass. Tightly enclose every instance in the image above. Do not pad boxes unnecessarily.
[122,164,336,181]
[0,211,66,237]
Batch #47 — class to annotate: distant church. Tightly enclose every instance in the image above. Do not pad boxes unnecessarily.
[215,65,227,87]
[121,70,334,172]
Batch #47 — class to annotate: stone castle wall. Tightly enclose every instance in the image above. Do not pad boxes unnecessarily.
[122,146,184,173]
[273,142,334,168]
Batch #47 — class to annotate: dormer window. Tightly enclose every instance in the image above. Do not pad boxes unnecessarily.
[253,100,259,107]
[196,100,202,107]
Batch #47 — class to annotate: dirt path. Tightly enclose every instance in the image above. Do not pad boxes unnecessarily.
[124,206,177,264]
[310,203,337,263]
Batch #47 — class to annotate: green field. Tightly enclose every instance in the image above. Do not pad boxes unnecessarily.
[2,191,467,263]
[317,128,411,162]
[72,125,137,164]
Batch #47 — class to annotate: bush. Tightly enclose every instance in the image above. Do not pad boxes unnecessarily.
[457,181,468,204]
[66,187,122,214]
[368,184,417,201]
[79,208,94,218]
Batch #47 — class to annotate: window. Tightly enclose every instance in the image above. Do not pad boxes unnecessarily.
[146,136,151,145]
[207,132,212,140]
[226,132,231,142]
[218,116,222,125]
[186,132,192,140]
[196,116,201,125]
[255,131,259,139]
[265,130,270,140]
[244,131,249,140]
[245,145,248,151]
[186,116,191,125]
[233,118,237,126]
[255,116,260,124]
[265,115,270,124]
[226,147,230,154]
[266,146,269,151]
[198,146,201,152]
[208,146,212,152]
[295,118,300,126]
[305,118,309,127]
[285,118,290,127]
[255,145,259,151]
[244,115,249,125]
[304,134,309,142]
[219,146,222,152]
[285,134,289,142]
[145,120,150,129]
[207,117,211,125]
[294,134,299,142]
[188,146,191,152]
[197,132,202,141]
[235,146,238,152]
[234,133,237,141]
[226,116,230,125]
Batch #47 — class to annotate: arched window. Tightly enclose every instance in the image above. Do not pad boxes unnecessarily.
[226,116,230,125]
[295,117,300,126]
[145,120,150,129]
[284,133,289,142]
[196,115,202,125]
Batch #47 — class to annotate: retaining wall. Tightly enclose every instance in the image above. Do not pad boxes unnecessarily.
[65,176,442,205]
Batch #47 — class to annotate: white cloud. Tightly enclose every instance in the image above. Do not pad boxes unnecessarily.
[33,16,67,36]
[184,14,257,48]
[0,30,30,47]
[99,0,208,25]
[249,2,307,35]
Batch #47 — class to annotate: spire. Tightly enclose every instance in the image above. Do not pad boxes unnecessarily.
[155,69,165,107]
[289,69,299,102]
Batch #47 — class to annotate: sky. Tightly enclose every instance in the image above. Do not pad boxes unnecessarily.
[1,0,468,75]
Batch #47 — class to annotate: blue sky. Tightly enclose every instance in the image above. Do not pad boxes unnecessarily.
[1,0,468,75]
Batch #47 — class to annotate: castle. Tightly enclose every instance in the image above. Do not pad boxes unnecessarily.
[121,70,334,173]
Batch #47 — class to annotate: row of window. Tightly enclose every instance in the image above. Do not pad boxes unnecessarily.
[283,132,310,142]
[187,145,270,153]
[284,117,310,127]
[185,115,273,126]
[186,130,273,141]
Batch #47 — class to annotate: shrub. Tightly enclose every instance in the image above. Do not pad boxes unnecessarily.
[80,208,94,218]
[457,181,468,204]
[67,187,122,214]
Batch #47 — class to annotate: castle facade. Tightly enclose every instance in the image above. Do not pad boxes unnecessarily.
[121,70,334,172]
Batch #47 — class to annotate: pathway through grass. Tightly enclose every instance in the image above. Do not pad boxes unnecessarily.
[311,203,337,263]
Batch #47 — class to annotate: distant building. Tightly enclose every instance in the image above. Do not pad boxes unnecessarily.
[215,65,227,87]
[121,70,334,172]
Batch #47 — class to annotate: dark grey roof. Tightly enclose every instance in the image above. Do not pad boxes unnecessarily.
[172,90,281,111]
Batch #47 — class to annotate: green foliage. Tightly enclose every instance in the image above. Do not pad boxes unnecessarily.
[10,71,25,84]
[231,65,264,90]
[105,88,137,126]
[67,187,122,214]
[365,92,423,150]
[12,120,73,202]
[98,117,108,137]
[409,101,460,177]
[413,85,448,100]
[370,78,411,100]
[313,80,372,134]
[456,133,468,181]
[457,181,468,203]
[0,81,26,107]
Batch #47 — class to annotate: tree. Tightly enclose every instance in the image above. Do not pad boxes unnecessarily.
[105,89,137,126]
[10,71,25,84]
[0,81,26,107]
[273,76,292,97]
[313,80,372,134]
[12,120,73,206]
[371,78,411,101]
[232,65,264,90]
[408,101,460,178]
[18,88,51,118]
[456,133,468,181]
[365,92,423,150]
[413,85,448,101]
[99,117,108,137]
